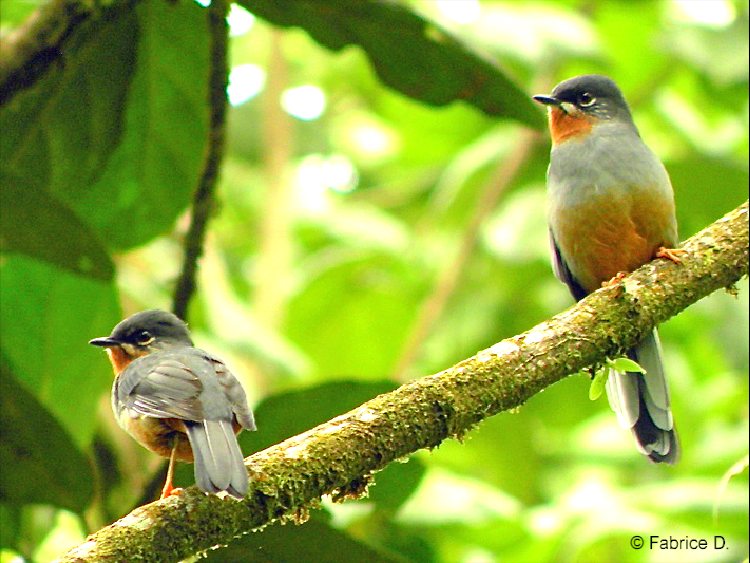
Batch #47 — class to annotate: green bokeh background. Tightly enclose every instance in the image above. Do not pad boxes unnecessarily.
[1,0,747,561]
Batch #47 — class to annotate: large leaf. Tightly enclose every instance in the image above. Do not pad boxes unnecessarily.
[286,253,420,379]
[1,0,211,251]
[0,178,113,280]
[0,504,21,552]
[0,255,120,448]
[205,517,404,562]
[241,0,544,129]
[0,4,137,195]
[666,155,749,238]
[0,360,94,512]
[367,456,426,514]
[66,0,210,249]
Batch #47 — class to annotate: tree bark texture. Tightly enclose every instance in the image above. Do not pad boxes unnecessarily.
[59,202,748,561]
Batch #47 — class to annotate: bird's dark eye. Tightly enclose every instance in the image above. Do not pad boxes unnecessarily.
[133,330,154,346]
[578,92,596,107]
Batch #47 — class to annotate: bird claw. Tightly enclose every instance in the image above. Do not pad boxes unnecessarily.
[656,246,686,264]
[160,485,184,499]
[601,271,628,288]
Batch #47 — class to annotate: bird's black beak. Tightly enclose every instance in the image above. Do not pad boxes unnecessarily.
[89,337,121,347]
[532,94,560,107]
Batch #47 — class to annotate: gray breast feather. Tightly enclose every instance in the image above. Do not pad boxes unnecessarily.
[547,123,671,208]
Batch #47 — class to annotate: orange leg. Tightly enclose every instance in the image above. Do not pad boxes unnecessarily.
[601,271,628,288]
[656,246,686,264]
[160,442,183,499]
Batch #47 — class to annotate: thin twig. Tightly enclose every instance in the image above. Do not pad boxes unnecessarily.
[172,0,230,320]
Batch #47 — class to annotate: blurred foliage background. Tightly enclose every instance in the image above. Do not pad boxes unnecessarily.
[1,0,748,561]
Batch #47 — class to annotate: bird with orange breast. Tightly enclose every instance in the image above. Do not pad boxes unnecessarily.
[534,75,682,463]
[91,310,256,498]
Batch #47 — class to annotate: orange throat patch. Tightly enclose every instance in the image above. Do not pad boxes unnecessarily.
[106,345,148,375]
[107,346,133,374]
[549,107,593,145]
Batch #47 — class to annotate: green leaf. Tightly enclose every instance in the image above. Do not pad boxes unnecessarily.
[0,360,94,512]
[0,178,113,281]
[607,357,646,374]
[0,255,120,448]
[0,0,41,28]
[0,504,21,552]
[367,457,426,513]
[286,254,419,379]
[241,0,544,129]
[588,368,608,401]
[0,4,137,195]
[666,156,749,238]
[67,0,210,249]
[204,517,403,562]
[0,0,210,251]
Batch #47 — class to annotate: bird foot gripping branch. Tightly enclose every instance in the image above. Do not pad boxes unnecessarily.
[90,310,256,500]
[656,246,688,264]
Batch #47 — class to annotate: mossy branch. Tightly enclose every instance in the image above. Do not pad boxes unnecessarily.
[59,201,748,562]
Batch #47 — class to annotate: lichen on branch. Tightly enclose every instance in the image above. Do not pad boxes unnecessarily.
[60,202,748,561]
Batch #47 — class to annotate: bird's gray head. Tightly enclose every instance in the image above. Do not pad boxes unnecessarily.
[89,309,193,355]
[533,74,635,124]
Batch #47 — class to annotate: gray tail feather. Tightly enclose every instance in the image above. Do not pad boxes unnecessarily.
[605,328,679,464]
[185,420,249,498]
